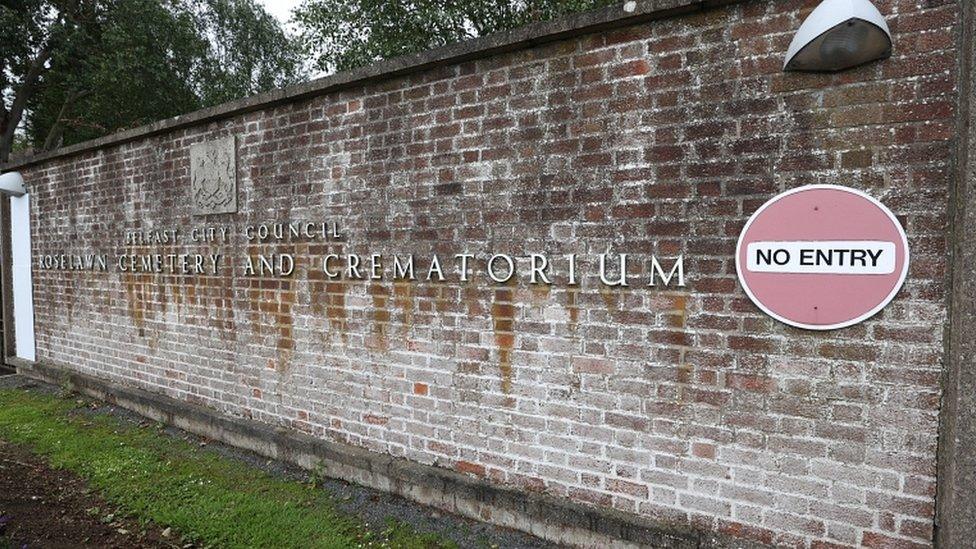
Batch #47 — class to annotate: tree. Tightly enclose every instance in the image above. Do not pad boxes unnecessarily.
[0,0,303,162]
[25,0,205,153]
[0,0,85,162]
[192,0,305,106]
[293,0,616,74]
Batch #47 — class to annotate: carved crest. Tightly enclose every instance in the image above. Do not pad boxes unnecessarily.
[190,136,237,215]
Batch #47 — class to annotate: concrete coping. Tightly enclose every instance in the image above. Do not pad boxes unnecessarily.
[1,0,743,171]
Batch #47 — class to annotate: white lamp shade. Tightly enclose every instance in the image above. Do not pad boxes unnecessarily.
[784,0,892,72]
[0,171,26,197]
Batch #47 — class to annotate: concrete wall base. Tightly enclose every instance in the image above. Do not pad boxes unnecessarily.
[936,0,976,546]
[13,359,766,549]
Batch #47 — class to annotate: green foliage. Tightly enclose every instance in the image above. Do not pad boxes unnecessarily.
[0,389,455,549]
[193,0,305,105]
[0,0,303,155]
[293,0,616,74]
[10,133,32,154]
[309,459,328,489]
[0,0,89,159]
[27,0,206,146]
[0,1,53,99]
[2,0,615,158]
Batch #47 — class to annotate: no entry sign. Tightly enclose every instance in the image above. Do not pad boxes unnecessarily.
[736,185,909,330]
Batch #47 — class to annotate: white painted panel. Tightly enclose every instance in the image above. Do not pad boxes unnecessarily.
[746,241,897,275]
[10,194,35,361]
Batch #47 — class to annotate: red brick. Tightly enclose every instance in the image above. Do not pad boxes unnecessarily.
[455,460,486,477]
[16,1,957,547]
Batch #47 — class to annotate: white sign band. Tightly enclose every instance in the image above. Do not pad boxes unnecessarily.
[746,241,896,275]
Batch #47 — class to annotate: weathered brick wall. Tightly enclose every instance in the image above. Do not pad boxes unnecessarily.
[16,0,959,547]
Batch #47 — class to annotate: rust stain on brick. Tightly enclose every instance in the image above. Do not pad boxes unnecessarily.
[368,282,391,351]
[463,287,485,316]
[565,288,579,332]
[164,276,181,318]
[308,246,348,343]
[181,273,236,340]
[330,281,349,341]
[218,282,237,338]
[671,294,688,328]
[60,276,78,323]
[123,275,146,337]
[324,281,348,342]
[155,274,168,312]
[434,282,453,314]
[186,283,197,306]
[530,284,551,304]
[599,286,620,322]
[273,280,296,372]
[393,281,413,335]
[243,244,297,372]
[491,284,515,394]
[122,272,154,345]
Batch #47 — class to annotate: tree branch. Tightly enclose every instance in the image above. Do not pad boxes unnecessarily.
[0,46,53,162]
[0,0,74,162]
[12,45,53,119]
[42,88,91,151]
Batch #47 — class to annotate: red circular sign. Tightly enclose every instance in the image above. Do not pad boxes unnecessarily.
[736,185,909,330]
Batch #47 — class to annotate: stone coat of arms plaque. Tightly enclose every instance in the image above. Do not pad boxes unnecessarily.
[190,136,237,215]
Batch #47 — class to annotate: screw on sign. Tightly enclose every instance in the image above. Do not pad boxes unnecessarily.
[736,185,909,330]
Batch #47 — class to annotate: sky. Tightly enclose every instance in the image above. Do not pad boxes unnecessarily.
[255,0,303,32]
[256,0,330,77]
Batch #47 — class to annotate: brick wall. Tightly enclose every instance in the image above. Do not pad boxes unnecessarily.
[14,0,959,547]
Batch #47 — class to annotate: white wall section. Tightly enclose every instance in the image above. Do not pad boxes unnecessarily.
[11,194,35,361]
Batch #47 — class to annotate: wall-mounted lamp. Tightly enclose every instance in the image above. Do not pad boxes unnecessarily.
[784,0,892,72]
[0,172,26,197]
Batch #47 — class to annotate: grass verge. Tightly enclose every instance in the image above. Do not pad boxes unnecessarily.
[0,388,454,549]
